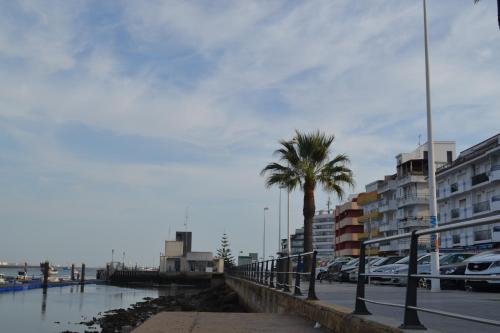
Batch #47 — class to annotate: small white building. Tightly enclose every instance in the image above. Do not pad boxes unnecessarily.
[159,237,215,273]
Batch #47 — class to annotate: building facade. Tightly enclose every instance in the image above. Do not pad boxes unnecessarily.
[356,141,456,255]
[437,133,500,251]
[334,197,364,257]
[312,210,335,259]
[357,187,384,256]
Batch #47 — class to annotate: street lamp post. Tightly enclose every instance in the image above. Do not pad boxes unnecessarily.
[279,188,282,253]
[263,207,269,261]
[422,0,440,291]
[287,189,291,256]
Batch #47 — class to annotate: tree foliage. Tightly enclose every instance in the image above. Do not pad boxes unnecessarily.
[216,233,235,268]
[261,130,354,268]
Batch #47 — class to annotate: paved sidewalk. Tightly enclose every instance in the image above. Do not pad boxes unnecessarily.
[313,281,500,333]
[132,312,329,333]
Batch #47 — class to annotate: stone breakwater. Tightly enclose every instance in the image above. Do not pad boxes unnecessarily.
[63,284,245,333]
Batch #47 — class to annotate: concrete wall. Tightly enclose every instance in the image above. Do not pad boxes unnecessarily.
[226,276,402,333]
[165,241,184,257]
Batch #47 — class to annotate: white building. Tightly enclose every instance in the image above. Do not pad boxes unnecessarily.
[437,133,500,251]
[312,210,335,259]
[367,141,456,254]
[159,238,214,273]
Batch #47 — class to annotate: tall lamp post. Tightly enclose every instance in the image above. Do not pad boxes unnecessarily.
[263,207,269,261]
[422,0,440,291]
[279,188,282,253]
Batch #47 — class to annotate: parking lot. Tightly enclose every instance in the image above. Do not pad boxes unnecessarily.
[312,281,500,333]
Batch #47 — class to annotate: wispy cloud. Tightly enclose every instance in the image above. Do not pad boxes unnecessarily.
[0,0,499,265]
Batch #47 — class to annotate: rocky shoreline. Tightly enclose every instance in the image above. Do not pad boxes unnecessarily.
[62,284,245,333]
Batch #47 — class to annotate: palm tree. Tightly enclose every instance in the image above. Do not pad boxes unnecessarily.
[474,0,500,30]
[261,130,354,270]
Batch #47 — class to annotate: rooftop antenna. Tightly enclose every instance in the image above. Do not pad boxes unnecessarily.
[327,196,332,213]
[184,206,189,231]
[418,134,422,146]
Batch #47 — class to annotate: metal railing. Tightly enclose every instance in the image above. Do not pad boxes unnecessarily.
[353,214,500,329]
[228,251,318,300]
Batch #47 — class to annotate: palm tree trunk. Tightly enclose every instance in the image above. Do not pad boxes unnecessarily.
[497,0,500,30]
[302,182,316,272]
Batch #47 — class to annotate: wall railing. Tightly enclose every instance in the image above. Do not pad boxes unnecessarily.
[353,214,500,329]
[228,251,318,300]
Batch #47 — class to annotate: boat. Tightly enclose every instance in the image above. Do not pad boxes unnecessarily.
[16,271,32,282]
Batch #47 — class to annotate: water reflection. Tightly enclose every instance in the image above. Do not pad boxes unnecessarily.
[41,292,47,318]
[0,284,160,333]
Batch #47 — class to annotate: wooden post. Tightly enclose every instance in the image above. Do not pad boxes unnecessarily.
[42,261,49,293]
[80,263,85,284]
[71,264,75,281]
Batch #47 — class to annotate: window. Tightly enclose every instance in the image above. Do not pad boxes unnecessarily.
[447,151,453,163]
[423,151,428,160]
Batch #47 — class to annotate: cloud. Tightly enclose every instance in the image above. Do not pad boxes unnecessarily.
[0,0,499,265]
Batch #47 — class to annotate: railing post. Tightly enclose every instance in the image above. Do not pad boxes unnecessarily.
[353,243,371,314]
[400,231,426,330]
[269,259,275,288]
[253,262,257,282]
[265,260,269,285]
[260,261,264,284]
[276,258,283,289]
[307,251,318,300]
[294,254,303,296]
[283,256,291,292]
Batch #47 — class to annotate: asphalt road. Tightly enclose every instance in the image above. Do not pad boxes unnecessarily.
[311,281,500,333]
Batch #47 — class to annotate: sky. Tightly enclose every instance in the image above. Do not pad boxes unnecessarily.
[0,0,499,267]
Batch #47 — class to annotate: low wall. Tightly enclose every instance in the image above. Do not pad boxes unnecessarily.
[226,276,402,333]
[110,271,224,288]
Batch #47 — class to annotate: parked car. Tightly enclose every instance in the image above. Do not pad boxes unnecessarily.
[428,253,476,290]
[319,257,353,283]
[339,257,380,282]
[373,253,473,287]
[371,254,437,286]
[316,257,352,280]
[465,250,500,290]
[349,256,404,283]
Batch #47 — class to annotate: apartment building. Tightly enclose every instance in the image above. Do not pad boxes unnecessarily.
[334,196,364,257]
[437,133,500,250]
[280,227,304,256]
[357,141,456,255]
[312,210,335,259]
[357,185,384,256]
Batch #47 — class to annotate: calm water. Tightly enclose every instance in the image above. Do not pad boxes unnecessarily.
[0,284,166,333]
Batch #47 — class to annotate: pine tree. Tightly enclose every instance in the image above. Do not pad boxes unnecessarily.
[216,233,235,268]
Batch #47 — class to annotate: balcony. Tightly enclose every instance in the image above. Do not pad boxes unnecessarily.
[491,195,500,211]
[379,223,397,233]
[450,183,458,193]
[397,194,429,207]
[398,174,427,186]
[358,230,383,240]
[450,208,460,219]
[379,241,398,253]
[491,165,500,182]
[358,211,382,223]
[398,216,430,229]
[471,172,489,186]
[379,200,397,213]
[473,200,490,214]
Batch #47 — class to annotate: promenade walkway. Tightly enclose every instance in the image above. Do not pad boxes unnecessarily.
[132,312,328,333]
